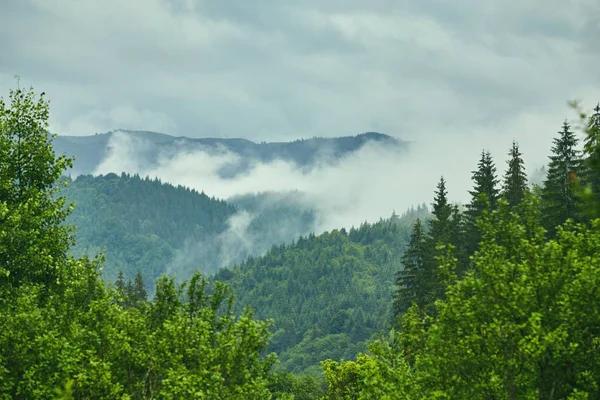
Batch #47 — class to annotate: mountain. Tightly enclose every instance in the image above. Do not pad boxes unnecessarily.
[62,174,317,288]
[53,130,408,177]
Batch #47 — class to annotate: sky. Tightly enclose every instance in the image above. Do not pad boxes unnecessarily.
[1,0,600,224]
[1,0,598,142]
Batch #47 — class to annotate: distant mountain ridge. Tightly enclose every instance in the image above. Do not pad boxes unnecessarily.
[53,130,408,177]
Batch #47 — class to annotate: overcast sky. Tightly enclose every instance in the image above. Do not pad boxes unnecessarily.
[1,0,599,163]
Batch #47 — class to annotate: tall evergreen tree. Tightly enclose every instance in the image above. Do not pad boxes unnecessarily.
[449,203,468,276]
[464,150,500,257]
[580,103,600,219]
[423,177,454,309]
[502,141,528,207]
[540,120,584,236]
[428,177,453,244]
[393,218,428,320]
[114,270,127,307]
[132,269,147,303]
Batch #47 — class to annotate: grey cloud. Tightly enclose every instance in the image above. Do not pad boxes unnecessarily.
[0,0,598,155]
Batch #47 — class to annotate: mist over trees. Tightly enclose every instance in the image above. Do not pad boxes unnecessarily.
[62,175,317,289]
[2,81,600,399]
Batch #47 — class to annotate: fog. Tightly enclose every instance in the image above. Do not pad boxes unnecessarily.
[94,114,580,233]
[89,110,587,278]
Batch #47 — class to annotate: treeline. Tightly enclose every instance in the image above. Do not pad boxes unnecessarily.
[322,104,600,398]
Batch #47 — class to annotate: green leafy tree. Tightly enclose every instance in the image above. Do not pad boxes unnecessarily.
[0,84,277,399]
[0,82,74,292]
[502,141,528,208]
[541,120,584,236]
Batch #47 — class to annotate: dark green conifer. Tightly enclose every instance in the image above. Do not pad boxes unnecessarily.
[502,141,528,207]
[132,269,147,303]
[423,177,454,309]
[580,103,600,219]
[541,120,584,236]
[393,218,427,320]
[464,150,500,257]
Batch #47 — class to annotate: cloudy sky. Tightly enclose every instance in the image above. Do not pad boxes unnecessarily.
[1,0,600,175]
[0,0,598,140]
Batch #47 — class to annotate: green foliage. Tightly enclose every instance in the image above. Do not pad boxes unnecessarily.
[267,371,326,399]
[324,195,600,399]
[321,331,415,400]
[0,83,74,293]
[1,269,277,399]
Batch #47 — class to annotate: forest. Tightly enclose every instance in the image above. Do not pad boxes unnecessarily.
[62,174,316,286]
[1,84,600,399]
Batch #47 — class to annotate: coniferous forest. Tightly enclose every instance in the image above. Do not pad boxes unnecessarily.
[2,83,600,399]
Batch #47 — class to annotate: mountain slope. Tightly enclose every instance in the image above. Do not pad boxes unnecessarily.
[212,207,430,375]
[62,174,317,286]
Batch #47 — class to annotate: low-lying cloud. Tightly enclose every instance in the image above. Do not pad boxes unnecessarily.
[93,120,579,236]
[87,110,591,279]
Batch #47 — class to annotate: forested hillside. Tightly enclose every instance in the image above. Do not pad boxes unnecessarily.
[62,173,235,284]
[63,174,316,288]
[213,205,430,375]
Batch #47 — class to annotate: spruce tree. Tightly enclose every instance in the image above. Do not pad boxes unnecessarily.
[133,269,147,303]
[580,103,600,219]
[423,177,454,309]
[449,203,468,276]
[541,120,584,236]
[464,150,500,257]
[393,218,427,320]
[428,177,453,244]
[502,141,528,208]
[125,280,135,307]
[114,270,127,306]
